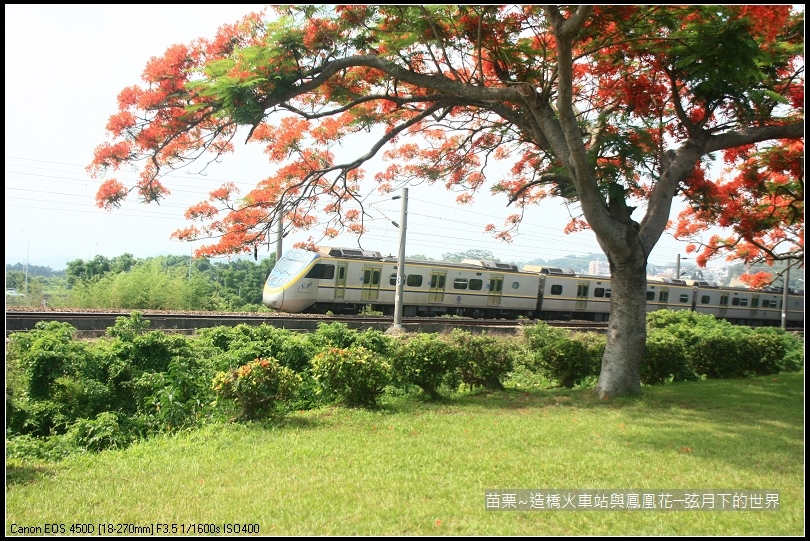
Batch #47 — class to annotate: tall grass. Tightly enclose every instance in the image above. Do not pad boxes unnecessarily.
[6,373,803,536]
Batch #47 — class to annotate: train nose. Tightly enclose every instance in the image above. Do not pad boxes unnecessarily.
[263,287,283,310]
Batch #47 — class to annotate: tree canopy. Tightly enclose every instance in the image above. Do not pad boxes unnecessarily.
[89,5,804,397]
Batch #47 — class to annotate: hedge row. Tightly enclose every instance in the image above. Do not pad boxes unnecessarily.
[5,311,803,460]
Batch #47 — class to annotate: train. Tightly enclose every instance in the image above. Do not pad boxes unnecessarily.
[262,246,805,327]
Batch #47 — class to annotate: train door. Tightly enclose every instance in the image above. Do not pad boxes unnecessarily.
[428,271,446,303]
[334,264,348,300]
[361,266,381,301]
[575,281,589,310]
[749,294,759,318]
[718,293,729,317]
[658,288,670,309]
[487,275,503,306]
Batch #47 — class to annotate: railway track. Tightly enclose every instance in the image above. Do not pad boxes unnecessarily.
[5,309,609,338]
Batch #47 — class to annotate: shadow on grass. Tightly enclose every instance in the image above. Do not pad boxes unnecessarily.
[6,462,56,486]
[614,372,804,473]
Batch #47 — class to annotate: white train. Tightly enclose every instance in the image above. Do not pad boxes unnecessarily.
[262,246,804,327]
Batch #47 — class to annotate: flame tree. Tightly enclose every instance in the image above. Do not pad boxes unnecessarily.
[675,139,803,289]
[89,5,804,397]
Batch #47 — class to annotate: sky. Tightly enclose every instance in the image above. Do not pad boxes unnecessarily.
[5,4,709,274]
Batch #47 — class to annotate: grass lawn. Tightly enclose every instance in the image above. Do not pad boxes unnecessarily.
[6,372,804,536]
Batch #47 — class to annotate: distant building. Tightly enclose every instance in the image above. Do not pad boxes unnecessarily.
[588,260,610,276]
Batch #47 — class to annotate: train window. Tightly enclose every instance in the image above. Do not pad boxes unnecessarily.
[594,287,605,298]
[732,298,740,306]
[550,285,563,295]
[390,273,397,286]
[659,291,669,302]
[407,275,423,287]
[679,294,690,303]
[305,264,335,280]
[720,296,728,306]
[701,295,710,304]
[762,300,772,308]
[751,298,759,308]
[453,278,468,290]
[577,284,589,297]
[739,298,748,307]
[512,282,520,290]
[371,270,380,285]
[646,291,655,301]
[605,289,611,298]
[469,279,483,291]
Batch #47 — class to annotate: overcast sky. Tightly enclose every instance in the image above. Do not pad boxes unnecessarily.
[5,4,704,272]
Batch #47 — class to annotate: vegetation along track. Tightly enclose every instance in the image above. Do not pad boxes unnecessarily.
[4,308,608,338]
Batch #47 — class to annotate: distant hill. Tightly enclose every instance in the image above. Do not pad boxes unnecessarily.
[6,262,65,277]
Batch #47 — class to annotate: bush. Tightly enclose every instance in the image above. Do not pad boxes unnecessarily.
[11,321,84,400]
[536,338,594,388]
[5,433,79,462]
[310,322,358,349]
[390,333,460,398]
[65,412,133,452]
[106,312,151,340]
[353,329,395,357]
[640,329,695,385]
[572,332,606,375]
[689,329,747,379]
[446,330,515,391]
[143,358,213,432]
[521,321,570,351]
[213,358,302,420]
[741,331,785,376]
[778,331,805,372]
[311,347,392,407]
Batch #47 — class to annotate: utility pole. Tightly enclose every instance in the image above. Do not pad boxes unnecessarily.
[22,231,29,296]
[275,217,283,264]
[781,265,790,329]
[389,187,408,333]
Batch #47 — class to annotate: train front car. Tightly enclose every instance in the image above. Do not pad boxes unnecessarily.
[262,248,322,313]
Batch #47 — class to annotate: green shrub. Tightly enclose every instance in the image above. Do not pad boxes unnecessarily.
[106,312,151,340]
[276,333,317,373]
[353,329,395,357]
[390,333,460,398]
[741,330,785,376]
[689,329,748,379]
[572,331,606,377]
[446,330,515,391]
[521,321,570,350]
[144,358,212,431]
[640,329,695,385]
[11,321,84,400]
[310,322,358,349]
[5,433,79,462]
[536,338,594,389]
[311,347,392,407]
[213,357,302,420]
[129,331,194,373]
[51,376,114,421]
[778,331,805,372]
[65,412,133,452]
[17,400,68,438]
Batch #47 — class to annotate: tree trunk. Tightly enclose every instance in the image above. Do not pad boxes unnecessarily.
[595,246,648,398]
